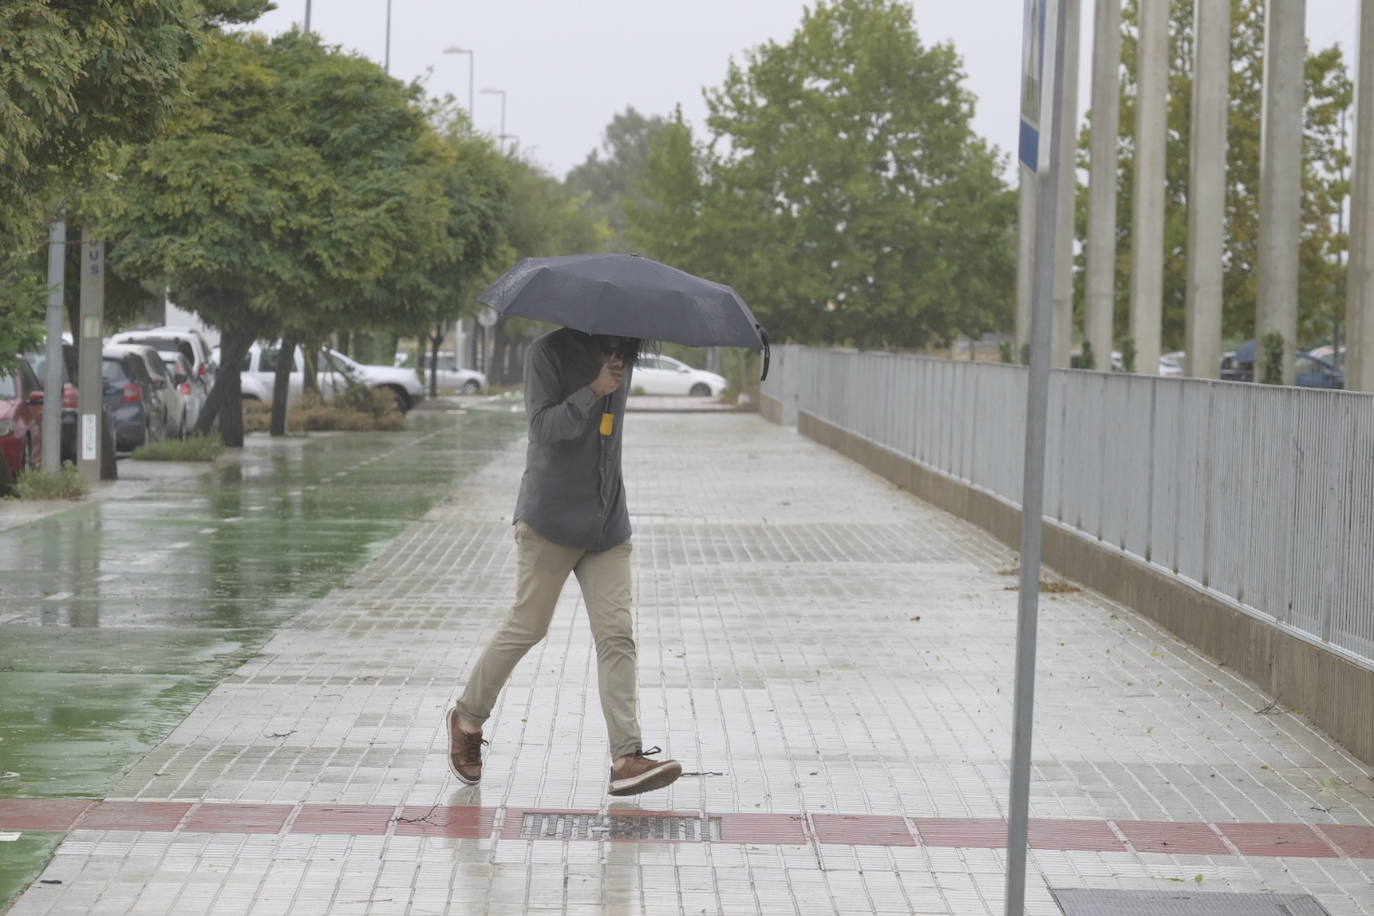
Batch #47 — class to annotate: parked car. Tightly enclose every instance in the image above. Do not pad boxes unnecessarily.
[414,352,487,394]
[123,343,188,440]
[238,342,426,411]
[0,357,45,476]
[160,351,207,433]
[25,342,80,464]
[108,326,217,389]
[1306,343,1345,370]
[1221,340,1345,388]
[632,354,727,396]
[102,345,169,452]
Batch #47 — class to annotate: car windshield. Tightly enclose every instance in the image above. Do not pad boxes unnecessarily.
[25,352,67,384]
[102,358,129,384]
[142,354,170,379]
[0,372,15,400]
[323,350,358,372]
[126,336,195,363]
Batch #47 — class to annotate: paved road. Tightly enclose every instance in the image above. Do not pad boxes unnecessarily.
[2,411,1372,914]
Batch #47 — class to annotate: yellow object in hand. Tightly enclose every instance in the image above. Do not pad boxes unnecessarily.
[600,412,615,436]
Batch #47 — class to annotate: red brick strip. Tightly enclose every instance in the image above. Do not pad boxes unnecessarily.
[183,803,292,835]
[813,814,915,846]
[1114,820,1231,855]
[1,798,1371,859]
[1217,822,1341,858]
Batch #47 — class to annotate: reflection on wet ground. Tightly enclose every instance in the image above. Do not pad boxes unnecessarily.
[0,409,522,906]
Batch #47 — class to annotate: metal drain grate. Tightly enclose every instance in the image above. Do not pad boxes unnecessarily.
[1052,889,1330,915]
[519,813,721,842]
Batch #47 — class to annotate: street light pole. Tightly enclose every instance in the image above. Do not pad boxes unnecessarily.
[384,0,392,74]
[304,0,311,31]
[442,47,475,130]
[481,88,507,153]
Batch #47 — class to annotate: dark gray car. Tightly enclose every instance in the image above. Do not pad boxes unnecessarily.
[102,345,168,451]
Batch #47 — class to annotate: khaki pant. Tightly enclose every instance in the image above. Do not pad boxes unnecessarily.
[456,520,641,759]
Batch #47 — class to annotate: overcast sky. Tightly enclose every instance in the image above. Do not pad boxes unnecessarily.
[246,1,1356,181]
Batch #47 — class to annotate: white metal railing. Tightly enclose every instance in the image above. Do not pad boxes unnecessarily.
[762,345,1374,670]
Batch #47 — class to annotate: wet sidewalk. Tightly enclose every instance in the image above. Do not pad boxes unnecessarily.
[3,412,1373,915]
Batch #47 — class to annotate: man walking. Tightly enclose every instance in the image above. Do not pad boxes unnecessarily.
[447,329,683,797]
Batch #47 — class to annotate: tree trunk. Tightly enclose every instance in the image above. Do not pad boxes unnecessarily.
[337,331,351,357]
[270,334,298,437]
[196,328,253,442]
[491,320,510,386]
[429,325,446,397]
[302,343,318,394]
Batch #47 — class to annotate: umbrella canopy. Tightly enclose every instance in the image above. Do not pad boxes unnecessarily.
[477,254,769,375]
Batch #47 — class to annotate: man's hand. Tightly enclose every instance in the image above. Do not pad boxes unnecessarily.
[589,362,624,398]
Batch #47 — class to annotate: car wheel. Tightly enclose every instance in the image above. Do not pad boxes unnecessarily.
[385,386,409,413]
[462,380,481,395]
[689,383,712,397]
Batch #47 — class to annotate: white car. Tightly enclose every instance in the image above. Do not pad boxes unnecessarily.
[239,342,426,411]
[160,351,208,432]
[632,354,727,396]
[109,326,217,390]
[415,352,487,394]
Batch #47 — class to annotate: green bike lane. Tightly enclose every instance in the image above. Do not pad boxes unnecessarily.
[0,407,524,909]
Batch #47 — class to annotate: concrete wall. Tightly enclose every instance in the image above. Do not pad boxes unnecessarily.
[782,407,1374,766]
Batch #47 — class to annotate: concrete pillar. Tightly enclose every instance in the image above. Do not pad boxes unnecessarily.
[1129,0,1168,375]
[1256,0,1305,386]
[1052,0,1081,369]
[1085,0,1122,372]
[1183,0,1230,380]
[1347,0,1374,392]
[1016,166,1037,361]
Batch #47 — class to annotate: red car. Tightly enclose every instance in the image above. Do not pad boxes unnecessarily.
[0,357,45,476]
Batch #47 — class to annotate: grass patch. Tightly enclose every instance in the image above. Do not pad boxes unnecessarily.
[243,390,405,433]
[11,464,88,500]
[131,434,225,461]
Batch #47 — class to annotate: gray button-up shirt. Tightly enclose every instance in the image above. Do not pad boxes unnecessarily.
[513,328,632,550]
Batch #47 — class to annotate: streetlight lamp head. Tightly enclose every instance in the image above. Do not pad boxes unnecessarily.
[444,46,469,54]
[481,88,503,95]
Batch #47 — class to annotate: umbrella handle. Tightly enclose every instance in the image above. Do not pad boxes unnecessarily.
[759,327,770,382]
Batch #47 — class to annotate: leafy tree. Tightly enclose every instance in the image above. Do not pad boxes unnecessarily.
[0,0,270,285]
[361,102,513,397]
[96,31,451,443]
[626,107,714,276]
[565,107,669,249]
[0,276,45,371]
[1081,0,1352,350]
[635,0,1014,349]
[484,156,610,385]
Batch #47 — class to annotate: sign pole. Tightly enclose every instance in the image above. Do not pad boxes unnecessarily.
[1005,0,1069,913]
[42,220,66,471]
[77,231,105,485]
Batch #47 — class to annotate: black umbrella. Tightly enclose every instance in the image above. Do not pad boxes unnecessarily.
[477,253,769,378]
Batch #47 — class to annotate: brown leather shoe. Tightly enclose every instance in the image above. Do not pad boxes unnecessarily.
[608,746,683,796]
[446,706,485,785]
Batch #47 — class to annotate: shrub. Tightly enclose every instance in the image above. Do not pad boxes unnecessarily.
[12,463,88,500]
[131,434,225,461]
[1260,331,1285,385]
[1120,337,1137,374]
[244,399,271,433]
[244,388,404,434]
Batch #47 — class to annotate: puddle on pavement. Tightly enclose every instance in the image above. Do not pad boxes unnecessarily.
[0,410,522,907]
